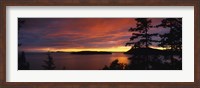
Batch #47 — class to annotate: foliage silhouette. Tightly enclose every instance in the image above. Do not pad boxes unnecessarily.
[126,18,158,48]
[18,51,30,70]
[103,55,182,70]
[104,18,182,70]
[127,55,181,70]
[42,52,56,70]
[18,19,25,47]
[18,19,30,70]
[156,18,182,55]
[18,19,25,31]
[103,59,127,70]
[156,18,182,65]
[157,19,182,48]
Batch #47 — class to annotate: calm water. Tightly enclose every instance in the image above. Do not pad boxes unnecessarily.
[25,52,131,70]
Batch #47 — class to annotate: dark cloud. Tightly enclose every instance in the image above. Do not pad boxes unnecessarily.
[18,18,167,52]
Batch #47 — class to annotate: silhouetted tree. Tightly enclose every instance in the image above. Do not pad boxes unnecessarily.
[18,19,25,30]
[156,18,182,68]
[18,51,30,70]
[102,59,127,70]
[42,52,56,70]
[103,18,182,70]
[102,65,109,70]
[18,19,30,70]
[156,18,182,53]
[18,19,25,47]
[126,18,158,48]
[103,55,181,70]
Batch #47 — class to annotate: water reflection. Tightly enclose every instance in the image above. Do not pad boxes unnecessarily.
[25,52,131,70]
[110,53,130,64]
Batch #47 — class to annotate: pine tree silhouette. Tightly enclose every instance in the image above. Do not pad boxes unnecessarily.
[18,19,25,47]
[156,18,182,52]
[42,52,56,70]
[102,59,127,70]
[103,18,182,70]
[18,19,30,70]
[18,51,30,70]
[156,18,182,69]
[126,18,158,48]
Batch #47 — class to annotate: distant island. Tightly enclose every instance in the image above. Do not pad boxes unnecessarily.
[70,51,112,55]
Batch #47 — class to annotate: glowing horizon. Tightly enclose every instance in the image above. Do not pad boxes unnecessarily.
[20,46,131,52]
[20,46,170,52]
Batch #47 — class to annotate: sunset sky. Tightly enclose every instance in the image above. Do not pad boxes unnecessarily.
[18,18,168,52]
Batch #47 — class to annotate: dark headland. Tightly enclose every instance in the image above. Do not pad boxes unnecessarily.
[124,47,181,55]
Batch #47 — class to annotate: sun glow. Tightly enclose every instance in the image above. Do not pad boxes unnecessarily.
[150,46,170,50]
[23,46,170,52]
[21,46,132,52]
[54,46,132,52]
